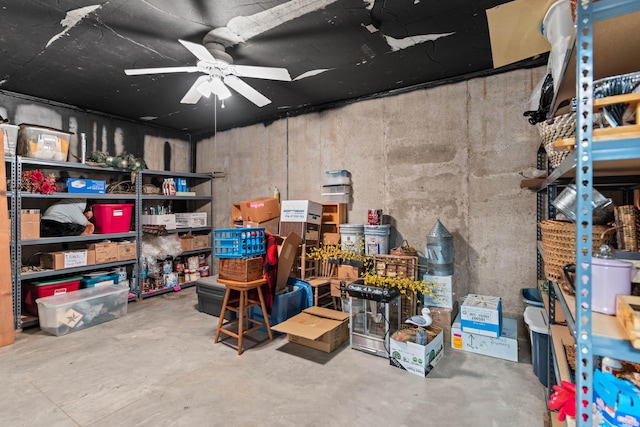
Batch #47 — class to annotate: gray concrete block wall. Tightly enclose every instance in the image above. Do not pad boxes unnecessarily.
[197,66,547,323]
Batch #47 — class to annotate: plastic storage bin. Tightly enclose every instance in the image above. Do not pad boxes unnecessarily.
[22,276,83,316]
[248,277,312,332]
[17,124,71,161]
[521,287,544,308]
[80,272,119,288]
[0,123,18,155]
[323,170,351,186]
[213,227,266,258]
[524,306,550,387]
[36,285,128,336]
[196,275,235,320]
[92,203,133,233]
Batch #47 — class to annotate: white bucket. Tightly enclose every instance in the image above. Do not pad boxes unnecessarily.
[340,224,364,254]
[364,224,391,256]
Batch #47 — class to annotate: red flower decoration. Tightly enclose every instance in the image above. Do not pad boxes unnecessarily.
[21,169,59,194]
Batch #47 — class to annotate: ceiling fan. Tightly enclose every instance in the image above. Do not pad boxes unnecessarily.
[124,37,291,107]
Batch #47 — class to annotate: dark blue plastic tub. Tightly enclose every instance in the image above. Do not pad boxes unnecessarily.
[521,287,544,307]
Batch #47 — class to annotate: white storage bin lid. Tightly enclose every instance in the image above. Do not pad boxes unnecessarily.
[523,306,549,335]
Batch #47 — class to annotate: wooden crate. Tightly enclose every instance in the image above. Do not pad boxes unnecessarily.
[373,254,419,318]
[373,254,418,280]
[218,257,264,282]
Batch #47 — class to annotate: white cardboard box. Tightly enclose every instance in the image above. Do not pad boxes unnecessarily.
[422,274,454,308]
[141,214,176,230]
[175,212,207,228]
[460,294,502,338]
[280,200,323,225]
[451,313,518,362]
[389,325,444,377]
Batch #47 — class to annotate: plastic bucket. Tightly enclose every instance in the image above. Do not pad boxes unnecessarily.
[364,224,391,255]
[340,224,364,254]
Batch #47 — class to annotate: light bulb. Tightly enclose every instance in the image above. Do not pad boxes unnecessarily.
[221,100,225,109]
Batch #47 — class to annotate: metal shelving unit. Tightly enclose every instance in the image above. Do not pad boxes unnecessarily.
[543,2,640,425]
[10,158,217,329]
[13,157,140,329]
[137,169,214,298]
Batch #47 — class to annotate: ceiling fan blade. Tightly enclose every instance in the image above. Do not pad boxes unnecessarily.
[181,75,209,104]
[229,64,291,81]
[125,66,198,75]
[178,39,216,63]
[223,75,271,107]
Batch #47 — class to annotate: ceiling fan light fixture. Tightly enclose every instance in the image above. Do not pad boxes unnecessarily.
[210,76,232,100]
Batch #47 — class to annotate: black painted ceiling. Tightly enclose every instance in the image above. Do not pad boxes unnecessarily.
[0,0,547,135]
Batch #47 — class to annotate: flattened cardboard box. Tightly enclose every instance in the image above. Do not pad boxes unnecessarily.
[272,306,349,353]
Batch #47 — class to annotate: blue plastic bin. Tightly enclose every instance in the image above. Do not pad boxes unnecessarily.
[249,277,312,333]
[213,227,266,258]
[80,272,119,288]
[521,287,544,308]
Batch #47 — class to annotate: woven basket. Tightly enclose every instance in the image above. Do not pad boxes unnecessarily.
[539,220,614,284]
[537,112,576,168]
[614,205,640,251]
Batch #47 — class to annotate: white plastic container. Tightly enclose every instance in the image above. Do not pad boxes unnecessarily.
[323,170,351,186]
[340,223,364,254]
[364,224,391,255]
[0,123,18,155]
[36,285,128,336]
[322,193,350,203]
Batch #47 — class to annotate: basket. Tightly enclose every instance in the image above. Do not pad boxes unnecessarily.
[536,112,576,168]
[539,220,614,284]
[213,227,266,259]
[614,205,640,251]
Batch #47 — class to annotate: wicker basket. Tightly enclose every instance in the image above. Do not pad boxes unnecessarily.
[614,205,640,251]
[537,112,576,168]
[539,220,615,284]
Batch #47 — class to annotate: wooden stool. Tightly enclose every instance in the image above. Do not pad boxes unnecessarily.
[307,277,337,309]
[214,278,273,355]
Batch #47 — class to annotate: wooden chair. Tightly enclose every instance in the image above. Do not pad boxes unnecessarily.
[214,278,273,355]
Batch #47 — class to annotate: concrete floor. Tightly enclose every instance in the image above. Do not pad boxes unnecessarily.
[0,287,546,427]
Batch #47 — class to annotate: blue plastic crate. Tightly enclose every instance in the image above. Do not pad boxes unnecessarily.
[213,227,266,258]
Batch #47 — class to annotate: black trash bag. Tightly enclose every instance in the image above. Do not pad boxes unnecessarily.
[524,73,555,125]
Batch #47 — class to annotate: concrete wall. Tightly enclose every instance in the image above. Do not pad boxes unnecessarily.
[197,66,546,321]
[0,93,191,171]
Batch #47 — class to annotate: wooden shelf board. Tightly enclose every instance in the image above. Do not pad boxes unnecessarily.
[560,286,629,341]
[551,324,574,384]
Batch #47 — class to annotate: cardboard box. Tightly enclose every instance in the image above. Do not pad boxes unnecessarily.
[451,313,518,362]
[40,250,89,270]
[192,233,211,250]
[86,249,96,266]
[66,178,106,194]
[272,306,350,353]
[280,200,323,225]
[593,368,640,427]
[275,232,302,293]
[240,197,281,223]
[88,242,118,264]
[231,203,242,226]
[219,257,264,282]
[117,241,137,261]
[175,212,207,228]
[21,212,40,240]
[427,300,459,345]
[389,325,444,377]
[422,274,455,308]
[141,214,176,230]
[460,294,502,338]
[179,235,193,252]
[244,217,280,235]
[337,265,361,280]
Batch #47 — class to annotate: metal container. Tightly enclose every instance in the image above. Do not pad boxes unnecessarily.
[425,219,454,276]
[551,184,614,225]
